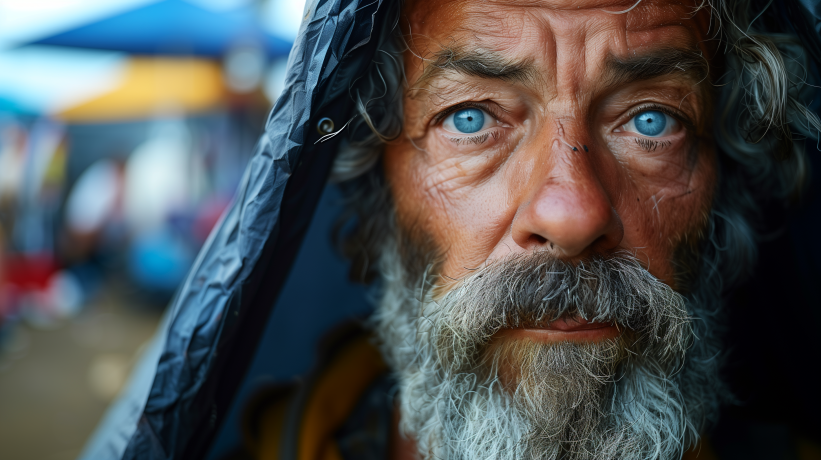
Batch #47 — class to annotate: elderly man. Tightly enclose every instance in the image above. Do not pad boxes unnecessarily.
[304,0,818,459]
[82,1,820,459]
[294,0,820,458]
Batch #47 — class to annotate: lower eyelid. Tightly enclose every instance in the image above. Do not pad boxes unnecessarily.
[447,130,500,145]
[634,137,673,151]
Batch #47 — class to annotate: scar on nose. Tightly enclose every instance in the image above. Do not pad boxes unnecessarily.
[558,139,576,151]
[555,120,584,152]
[558,137,576,151]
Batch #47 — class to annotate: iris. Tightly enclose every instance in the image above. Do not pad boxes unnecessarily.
[453,108,485,133]
[634,110,667,137]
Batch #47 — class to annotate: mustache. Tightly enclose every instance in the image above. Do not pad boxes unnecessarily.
[426,251,694,369]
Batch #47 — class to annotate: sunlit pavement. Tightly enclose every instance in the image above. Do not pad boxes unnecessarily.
[0,282,163,460]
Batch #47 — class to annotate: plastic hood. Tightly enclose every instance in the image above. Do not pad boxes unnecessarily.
[80,0,398,458]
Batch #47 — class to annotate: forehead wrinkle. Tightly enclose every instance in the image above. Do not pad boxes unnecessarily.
[403,0,713,111]
[412,45,540,93]
[482,0,662,12]
[620,3,712,48]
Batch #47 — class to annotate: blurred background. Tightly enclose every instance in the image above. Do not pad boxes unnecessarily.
[0,1,303,458]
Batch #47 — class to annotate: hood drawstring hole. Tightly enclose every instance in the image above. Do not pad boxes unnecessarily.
[317,117,335,135]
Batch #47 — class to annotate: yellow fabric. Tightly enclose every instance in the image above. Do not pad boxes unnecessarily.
[253,395,291,460]
[57,58,224,122]
[298,336,387,460]
[252,334,387,460]
[319,441,344,460]
[798,436,821,460]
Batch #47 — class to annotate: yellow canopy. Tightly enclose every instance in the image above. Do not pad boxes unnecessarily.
[57,58,225,122]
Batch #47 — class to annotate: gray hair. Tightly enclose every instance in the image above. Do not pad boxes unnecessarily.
[373,242,725,460]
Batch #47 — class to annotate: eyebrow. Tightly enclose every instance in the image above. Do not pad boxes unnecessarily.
[414,48,537,90]
[414,46,710,92]
[605,48,710,87]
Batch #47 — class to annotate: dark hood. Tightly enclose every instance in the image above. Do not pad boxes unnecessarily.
[80,1,398,458]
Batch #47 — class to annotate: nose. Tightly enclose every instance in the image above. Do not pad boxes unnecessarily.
[510,139,624,259]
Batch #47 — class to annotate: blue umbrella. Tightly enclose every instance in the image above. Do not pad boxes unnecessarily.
[27,0,293,58]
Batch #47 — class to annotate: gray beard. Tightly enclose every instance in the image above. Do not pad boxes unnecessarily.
[372,237,726,460]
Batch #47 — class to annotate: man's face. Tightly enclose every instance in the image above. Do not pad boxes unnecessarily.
[377,1,722,458]
[385,0,715,290]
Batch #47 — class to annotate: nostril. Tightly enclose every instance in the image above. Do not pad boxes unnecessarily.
[528,234,548,247]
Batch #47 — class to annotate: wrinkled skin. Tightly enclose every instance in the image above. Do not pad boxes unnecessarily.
[384,0,717,290]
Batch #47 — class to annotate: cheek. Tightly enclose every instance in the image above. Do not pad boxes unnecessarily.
[384,140,463,244]
[616,144,716,284]
[606,130,695,194]
[384,139,512,272]
[384,142,421,227]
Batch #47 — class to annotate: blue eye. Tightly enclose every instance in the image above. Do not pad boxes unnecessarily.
[633,110,667,137]
[452,108,485,133]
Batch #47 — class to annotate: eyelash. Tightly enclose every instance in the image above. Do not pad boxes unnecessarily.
[450,133,486,145]
[625,103,686,125]
[448,131,500,145]
[635,138,672,152]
